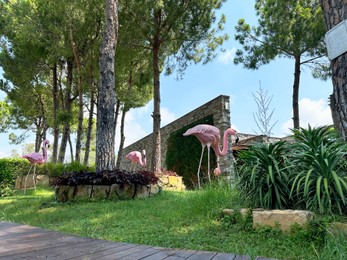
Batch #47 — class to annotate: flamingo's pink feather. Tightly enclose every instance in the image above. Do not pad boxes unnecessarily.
[125,150,146,167]
[183,124,220,146]
[22,153,46,164]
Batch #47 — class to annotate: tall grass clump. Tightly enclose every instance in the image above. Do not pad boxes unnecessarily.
[290,126,347,214]
[236,141,291,209]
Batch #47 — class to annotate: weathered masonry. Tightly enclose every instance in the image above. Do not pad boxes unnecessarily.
[119,95,235,175]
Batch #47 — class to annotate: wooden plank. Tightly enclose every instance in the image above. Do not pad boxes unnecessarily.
[212,252,252,260]
[186,250,218,260]
[113,246,162,260]
[0,238,104,258]
[0,222,258,260]
[141,248,193,260]
[94,244,152,260]
[68,243,139,260]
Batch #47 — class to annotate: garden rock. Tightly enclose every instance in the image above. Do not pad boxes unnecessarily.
[328,222,347,238]
[253,209,314,232]
[55,185,76,202]
[92,185,110,199]
[74,185,93,199]
[222,208,250,218]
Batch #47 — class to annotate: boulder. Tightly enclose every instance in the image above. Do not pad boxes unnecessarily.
[55,185,76,202]
[92,185,110,199]
[149,184,161,196]
[135,185,150,199]
[74,185,93,199]
[222,208,251,218]
[253,209,314,232]
[109,183,135,200]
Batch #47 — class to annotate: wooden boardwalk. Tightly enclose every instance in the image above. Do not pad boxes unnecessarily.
[0,221,274,260]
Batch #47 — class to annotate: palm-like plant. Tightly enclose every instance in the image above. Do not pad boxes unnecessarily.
[236,141,291,209]
[290,126,347,214]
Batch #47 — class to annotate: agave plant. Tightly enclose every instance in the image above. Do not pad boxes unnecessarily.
[290,126,347,214]
[236,141,291,209]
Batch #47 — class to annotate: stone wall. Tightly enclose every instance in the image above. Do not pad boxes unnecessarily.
[119,95,234,176]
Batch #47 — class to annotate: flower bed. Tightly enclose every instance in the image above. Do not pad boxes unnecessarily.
[52,170,160,202]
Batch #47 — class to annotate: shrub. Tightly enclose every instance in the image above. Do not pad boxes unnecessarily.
[41,161,95,177]
[236,141,292,209]
[0,158,28,197]
[290,126,347,214]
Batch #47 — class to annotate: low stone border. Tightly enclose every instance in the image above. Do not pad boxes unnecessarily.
[55,183,161,202]
[158,175,185,191]
[16,174,55,189]
[222,208,315,232]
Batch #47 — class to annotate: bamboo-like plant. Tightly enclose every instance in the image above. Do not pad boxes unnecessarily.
[290,126,347,214]
[236,141,291,209]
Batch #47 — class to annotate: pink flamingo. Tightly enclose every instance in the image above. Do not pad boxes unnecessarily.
[22,139,50,192]
[183,124,239,189]
[125,149,146,171]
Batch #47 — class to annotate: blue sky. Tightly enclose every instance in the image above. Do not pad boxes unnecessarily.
[0,1,333,158]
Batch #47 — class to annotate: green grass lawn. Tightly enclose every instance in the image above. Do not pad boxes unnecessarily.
[0,184,346,259]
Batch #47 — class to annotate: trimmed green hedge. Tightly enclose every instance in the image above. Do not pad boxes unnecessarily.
[0,158,28,196]
[0,158,95,197]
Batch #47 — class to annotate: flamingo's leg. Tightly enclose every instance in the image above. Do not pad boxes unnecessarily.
[197,145,205,190]
[32,164,37,190]
[207,146,211,184]
[24,164,33,193]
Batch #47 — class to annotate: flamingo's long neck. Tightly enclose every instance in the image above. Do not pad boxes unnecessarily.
[214,128,236,156]
[43,143,48,162]
[140,151,147,167]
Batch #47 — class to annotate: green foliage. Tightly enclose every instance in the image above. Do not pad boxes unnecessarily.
[236,141,291,209]
[166,116,216,189]
[1,186,343,259]
[41,162,95,177]
[290,126,347,214]
[0,100,11,132]
[0,158,28,197]
[236,125,347,215]
[234,0,327,72]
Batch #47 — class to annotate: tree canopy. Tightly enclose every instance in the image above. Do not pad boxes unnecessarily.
[234,0,328,129]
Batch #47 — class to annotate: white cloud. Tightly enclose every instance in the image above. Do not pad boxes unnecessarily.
[0,150,8,158]
[217,48,236,65]
[116,103,177,149]
[281,98,333,135]
[161,107,177,126]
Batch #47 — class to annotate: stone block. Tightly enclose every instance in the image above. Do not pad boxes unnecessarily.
[149,184,160,196]
[109,183,135,200]
[135,185,150,199]
[168,176,182,187]
[36,175,49,186]
[74,185,93,199]
[16,175,51,189]
[55,185,76,202]
[92,185,110,199]
[222,208,250,218]
[253,209,315,232]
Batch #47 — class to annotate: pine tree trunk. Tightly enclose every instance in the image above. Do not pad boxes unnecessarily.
[116,107,126,169]
[320,0,347,140]
[58,59,73,163]
[96,0,118,172]
[151,8,162,174]
[51,62,59,163]
[70,28,84,163]
[292,55,301,129]
[84,63,95,166]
